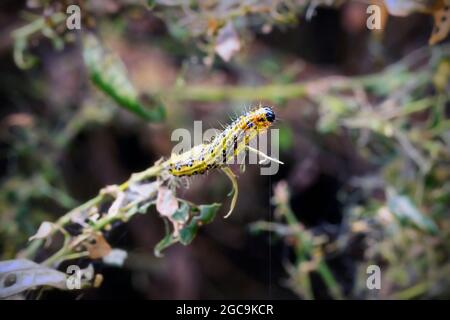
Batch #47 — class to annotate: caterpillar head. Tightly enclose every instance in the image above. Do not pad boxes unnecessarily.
[250,106,276,130]
[264,106,275,123]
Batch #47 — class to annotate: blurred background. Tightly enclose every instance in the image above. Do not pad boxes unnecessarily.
[0,0,449,299]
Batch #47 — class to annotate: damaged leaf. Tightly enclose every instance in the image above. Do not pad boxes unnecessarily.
[156,186,179,217]
[154,203,221,255]
[172,202,190,223]
[154,219,178,258]
[102,249,128,267]
[0,259,67,299]
[179,203,221,245]
[28,221,55,241]
[196,204,221,225]
[129,181,160,202]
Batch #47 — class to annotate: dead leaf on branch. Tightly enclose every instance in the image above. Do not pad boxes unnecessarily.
[70,206,96,226]
[156,186,179,217]
[0,259,67,299]
[28,221,56,241]
[102,249,128,267]
[215,21,241,62]
[128,180,160,202]
[84,232,112,259]
[106,189,126,218]
[156,186,182,236]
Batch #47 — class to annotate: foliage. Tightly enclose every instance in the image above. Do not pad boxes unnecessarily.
[251,47,450,299]
[1,0,450,299]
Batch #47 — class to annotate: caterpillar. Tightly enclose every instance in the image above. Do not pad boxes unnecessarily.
[165,106,277,177]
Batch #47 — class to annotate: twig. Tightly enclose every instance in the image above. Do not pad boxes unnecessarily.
[24,162,166,261]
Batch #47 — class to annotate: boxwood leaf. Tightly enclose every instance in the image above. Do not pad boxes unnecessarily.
[82,33,165,122]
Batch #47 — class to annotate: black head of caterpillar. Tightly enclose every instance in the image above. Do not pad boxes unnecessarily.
[167,106,276,177]
[245,105,275,129]
[263,106,275,123]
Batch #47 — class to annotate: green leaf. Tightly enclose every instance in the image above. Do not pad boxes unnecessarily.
[82,33,165,122]
[179,222,198,245]
[13,38,37,70]
[196,203,221,224]
[172,202,190,222]
[154,219,178,257]
[178,203,220,245]
[167,23,190,42]
[154,203,220,254]
[154,232,178,258]
[139,94,166,122]
[387,188,438,234]
[365,68,411,96]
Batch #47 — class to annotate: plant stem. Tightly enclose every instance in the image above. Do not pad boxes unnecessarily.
[11,13,66,39]
[24,162,165,261]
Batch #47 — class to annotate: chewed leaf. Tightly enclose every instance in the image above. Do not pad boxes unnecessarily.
[172,202,190,223]
[154,220,178,257]
[129,181,160,200]
[179,221,198,245]
[221,167,238,218]
[156,186,179,217]
[387,188,438,234]
[154,203,221,254]
[82,33,165,122]
[28,221,55,241]
[196,204,221,224]
[0,259,67,299]
[179,203,221,245]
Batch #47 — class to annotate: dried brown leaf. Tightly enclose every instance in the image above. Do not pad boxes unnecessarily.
[156,186,179,218]
[85,233,112,259]
[28,222,55,241]
[0,259,67,299]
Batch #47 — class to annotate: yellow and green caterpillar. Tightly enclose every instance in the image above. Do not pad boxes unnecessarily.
[166,106,276,177]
